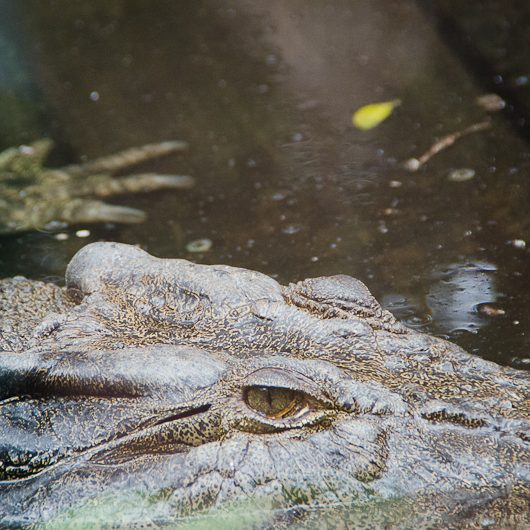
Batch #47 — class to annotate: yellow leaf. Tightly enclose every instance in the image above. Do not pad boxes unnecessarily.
[352,99,401,130]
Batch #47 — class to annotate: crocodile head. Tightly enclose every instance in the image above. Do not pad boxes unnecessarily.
[0,242,528,528]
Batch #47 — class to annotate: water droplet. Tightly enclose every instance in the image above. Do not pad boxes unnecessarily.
[282,225,301,235]
[378,221,389,234]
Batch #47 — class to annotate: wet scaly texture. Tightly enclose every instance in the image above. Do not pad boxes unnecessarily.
[0,242,528,528]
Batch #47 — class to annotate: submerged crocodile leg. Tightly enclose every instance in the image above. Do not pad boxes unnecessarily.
[5,197,146,228]
[61,140,189,178]
[73,173,195,198]
[0,139,54,168]
[60,198,147,224]
[60,140,194,201]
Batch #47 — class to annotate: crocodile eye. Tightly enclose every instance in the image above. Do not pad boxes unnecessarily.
[244,386,310,419]
[237,367,334,432]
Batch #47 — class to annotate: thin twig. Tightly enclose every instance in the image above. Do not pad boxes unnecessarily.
[404,119,492,171]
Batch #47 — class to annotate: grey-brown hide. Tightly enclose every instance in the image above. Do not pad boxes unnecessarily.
[0,242,528,529]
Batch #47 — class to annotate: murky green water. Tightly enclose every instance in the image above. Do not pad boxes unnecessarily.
[1,0,529,370]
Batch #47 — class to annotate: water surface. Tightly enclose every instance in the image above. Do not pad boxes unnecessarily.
[0,0,529,369]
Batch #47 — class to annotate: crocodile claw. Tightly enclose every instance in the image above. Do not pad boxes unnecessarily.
[69,201,146,224]
[137,174,195,190]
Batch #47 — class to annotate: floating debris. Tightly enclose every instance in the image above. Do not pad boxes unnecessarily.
[377,220,389,234]
[448,168,476,182]
[54,232,69,241]
[511,356,530,369]
[352,99,401,130]
[186,238,212,253]
[508,239,526,249]
[404,120,491,171]
[476,93,505,112]
[403,158,421,171]
[476,303,506,317]
[75,229,91,238]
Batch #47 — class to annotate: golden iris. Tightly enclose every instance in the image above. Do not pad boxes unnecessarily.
[245,386,301,419]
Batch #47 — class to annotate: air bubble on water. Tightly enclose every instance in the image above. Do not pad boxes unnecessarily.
[186,238,212,253]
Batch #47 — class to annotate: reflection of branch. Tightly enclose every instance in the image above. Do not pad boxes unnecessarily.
[404,119,492,171]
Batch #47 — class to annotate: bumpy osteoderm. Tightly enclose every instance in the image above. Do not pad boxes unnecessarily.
[0,242,528,528]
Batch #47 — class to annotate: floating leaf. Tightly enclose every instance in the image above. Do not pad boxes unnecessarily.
[352,99,401,130]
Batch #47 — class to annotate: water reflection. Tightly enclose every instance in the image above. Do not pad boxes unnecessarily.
[427,261,499,334]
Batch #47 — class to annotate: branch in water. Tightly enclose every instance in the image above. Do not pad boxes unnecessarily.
[404,119,491,171]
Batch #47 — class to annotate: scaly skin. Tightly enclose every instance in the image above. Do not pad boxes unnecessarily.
[0,242,528,528]
[0,139,194,234]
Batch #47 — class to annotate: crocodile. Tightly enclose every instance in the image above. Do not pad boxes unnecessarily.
[0,242,528,528]
[0,139,194,234]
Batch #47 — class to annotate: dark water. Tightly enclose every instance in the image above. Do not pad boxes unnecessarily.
[0,0,529,369]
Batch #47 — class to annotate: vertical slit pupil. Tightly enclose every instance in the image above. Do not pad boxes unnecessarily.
[245,386,299,418]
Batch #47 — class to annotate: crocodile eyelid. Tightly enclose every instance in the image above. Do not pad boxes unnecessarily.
[242,367,329,405]
[238,385,329,432]
[238,366,334,431]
